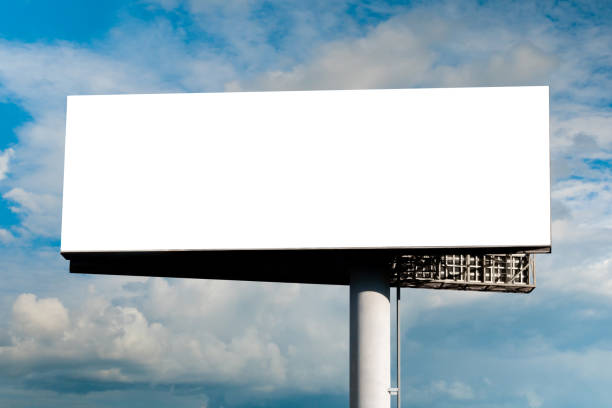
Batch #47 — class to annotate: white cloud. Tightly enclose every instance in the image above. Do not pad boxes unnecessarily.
[0,42,161,116]
[4,188,44,213]
[0,281,348,395]
[227,18,435,91]
[148,0,181,11]
[551,114,612,152]
[523,390,543,408]
[437,42,559,87]
[227,8,559,92]
[133,278,349,392]
[431,380,474,400]
[0,228,14,244]
[12,294,69,340]
[145,0,364,72]
[0,147,14,180]
[544,250,612,297]
[2,187,61,237]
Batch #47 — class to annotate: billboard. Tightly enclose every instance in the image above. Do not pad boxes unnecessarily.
[61,87,550,282]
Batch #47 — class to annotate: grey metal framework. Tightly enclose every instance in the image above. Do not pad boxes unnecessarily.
[391,254,535,293]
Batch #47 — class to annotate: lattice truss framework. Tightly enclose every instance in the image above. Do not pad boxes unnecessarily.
[391,254,535,293]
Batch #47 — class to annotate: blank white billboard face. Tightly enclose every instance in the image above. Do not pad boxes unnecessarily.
[61,87,550,253]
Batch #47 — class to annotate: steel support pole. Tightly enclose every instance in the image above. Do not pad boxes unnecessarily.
[396,286,400,408]
[350,263,390,408]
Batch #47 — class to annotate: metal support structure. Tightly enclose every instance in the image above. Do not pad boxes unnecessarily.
[350,263,390,408]
[347,252,535,408]
[396,286,400,408]
[392,253,536,293]
[388,286,401,405]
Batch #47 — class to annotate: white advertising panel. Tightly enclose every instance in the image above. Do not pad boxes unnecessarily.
[61,87,550,253]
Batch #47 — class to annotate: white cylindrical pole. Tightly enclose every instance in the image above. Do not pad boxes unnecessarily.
[350,262,390,408]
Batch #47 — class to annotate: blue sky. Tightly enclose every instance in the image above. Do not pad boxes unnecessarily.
[1,0,612,407]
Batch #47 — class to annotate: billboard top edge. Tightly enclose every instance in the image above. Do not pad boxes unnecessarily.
[66,85,549,99]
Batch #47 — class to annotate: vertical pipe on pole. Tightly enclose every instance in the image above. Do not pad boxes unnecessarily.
[397,285,401,408]
[350,261,390,408]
